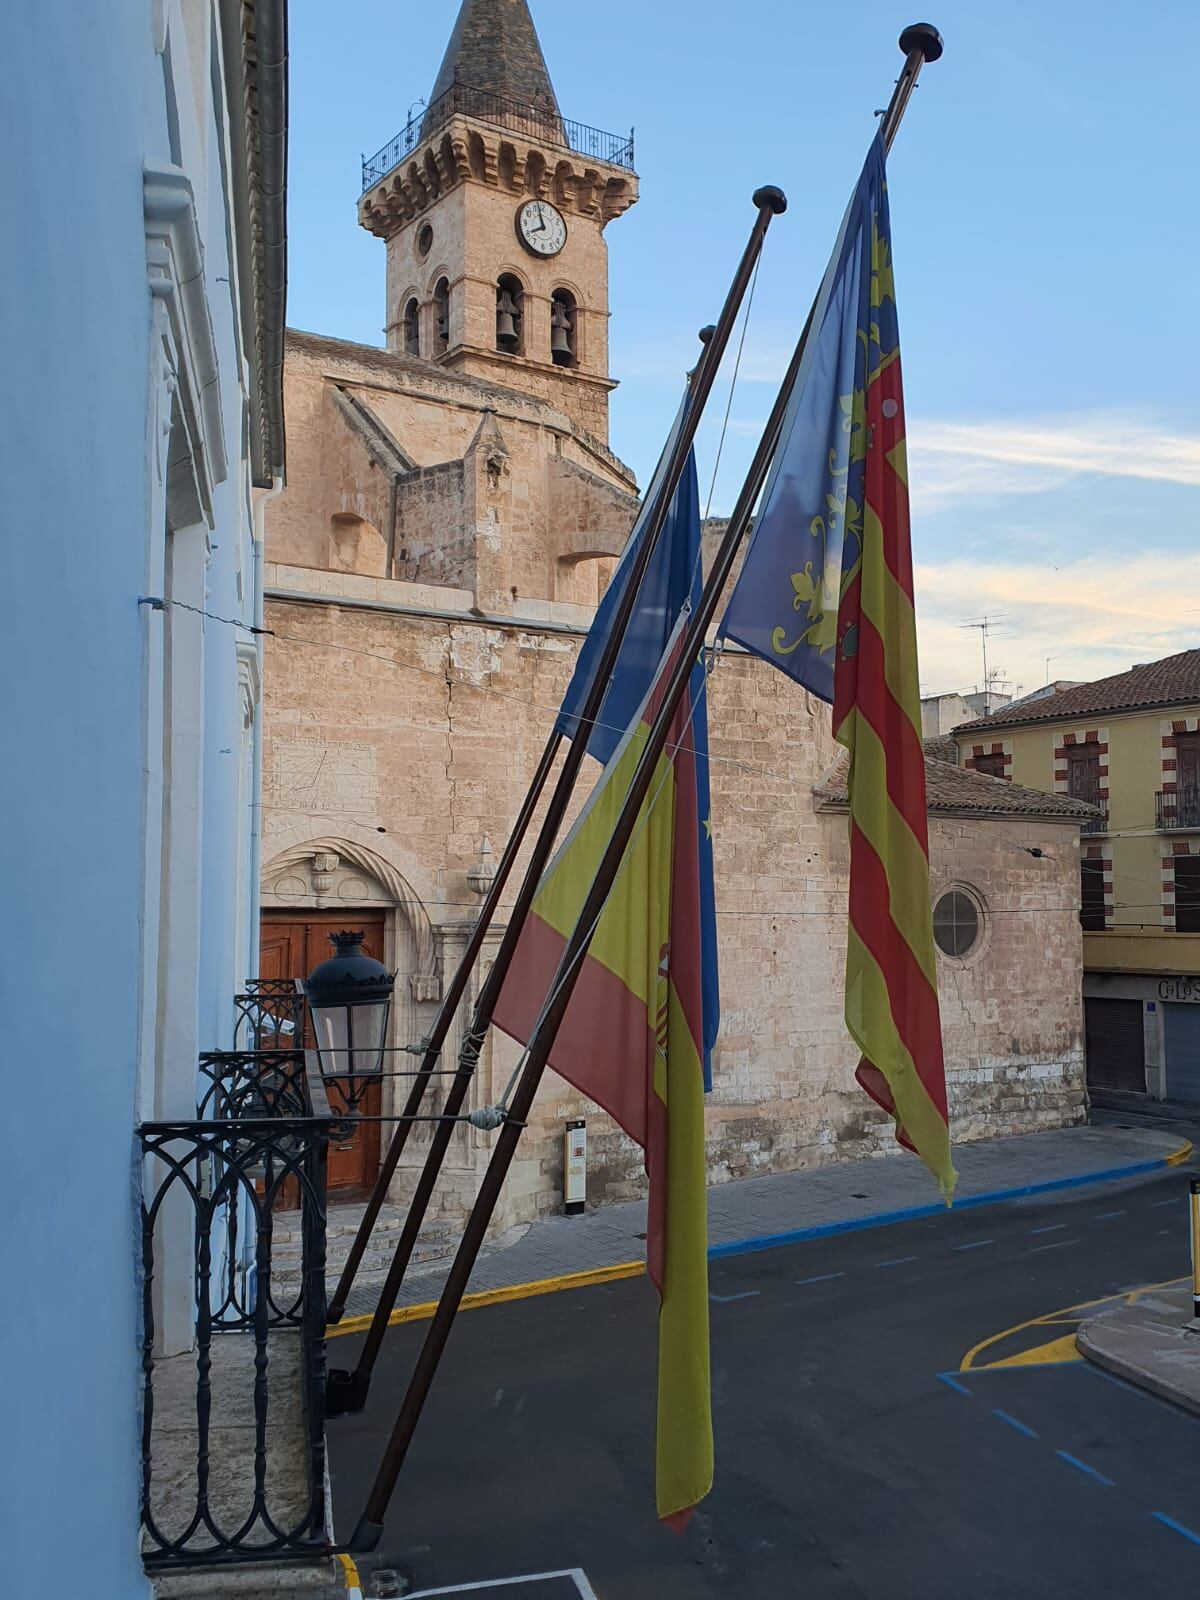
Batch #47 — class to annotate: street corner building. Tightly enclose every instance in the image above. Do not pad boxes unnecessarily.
[259,0,1095,1241]
[953,649,1200,1110]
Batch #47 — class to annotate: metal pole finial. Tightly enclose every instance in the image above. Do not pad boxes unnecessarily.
[752,184,788,215]
[898,22,944,61]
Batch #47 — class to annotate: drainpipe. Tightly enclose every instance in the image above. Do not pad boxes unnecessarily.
[248,477,283,976]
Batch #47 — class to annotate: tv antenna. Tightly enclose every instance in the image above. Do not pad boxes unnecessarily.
[960,615,1008,710]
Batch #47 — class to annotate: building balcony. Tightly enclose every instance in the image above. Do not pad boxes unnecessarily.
[1156,787,1200,830]
[137,985,344,1577]
[362,84,635,193]
[1080,798,1109,834]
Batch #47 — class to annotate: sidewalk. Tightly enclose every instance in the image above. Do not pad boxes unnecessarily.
[1078,1285,1200,1415]
[336,1121,1191,1324]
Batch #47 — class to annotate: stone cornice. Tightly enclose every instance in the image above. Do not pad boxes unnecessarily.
[450,342,619,395]
[285,328,636,490]
[358,112,638,242]
[144,161,228,523]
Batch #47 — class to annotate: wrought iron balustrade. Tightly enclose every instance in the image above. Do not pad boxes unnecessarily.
[137,1049,343,1571]
[1080,798,1109,834]
[1157,787,1200,830]
[362,84,635,192]
[235,979,307,1050]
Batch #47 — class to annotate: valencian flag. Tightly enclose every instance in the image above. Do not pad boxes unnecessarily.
[556,423,719,1089]
[719,133,956,1196]
[496,623,713,1524]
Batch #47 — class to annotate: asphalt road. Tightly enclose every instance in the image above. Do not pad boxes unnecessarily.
[328,1160,1200,1599]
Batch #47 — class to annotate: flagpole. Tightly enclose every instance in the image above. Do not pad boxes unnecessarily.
[345,26,942,1550]
[325,184,787,1381]
[323,726,561,1326]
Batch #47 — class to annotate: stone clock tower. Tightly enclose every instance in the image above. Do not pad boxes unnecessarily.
[358,0,638,442]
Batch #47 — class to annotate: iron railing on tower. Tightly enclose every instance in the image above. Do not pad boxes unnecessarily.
[362,84,635,193]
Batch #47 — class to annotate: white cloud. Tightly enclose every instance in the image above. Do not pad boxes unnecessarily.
[704,410,1200,511]
[909,413,1200,513]
[914,547,1200,697]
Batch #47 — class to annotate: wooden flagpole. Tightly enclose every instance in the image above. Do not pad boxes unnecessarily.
[324,184,787,1380]
[345,25,943,1548]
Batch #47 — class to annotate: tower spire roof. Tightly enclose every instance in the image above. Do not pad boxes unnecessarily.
[427,0,561,116]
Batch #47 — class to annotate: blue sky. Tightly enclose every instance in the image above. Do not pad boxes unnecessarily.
[287,0,1199,696]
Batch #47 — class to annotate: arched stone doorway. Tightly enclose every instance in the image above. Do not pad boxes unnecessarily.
[260,835,442,1198]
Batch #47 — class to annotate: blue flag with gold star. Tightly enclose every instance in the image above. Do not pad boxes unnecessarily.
[555,421,719,1087]
[718,135,884,702]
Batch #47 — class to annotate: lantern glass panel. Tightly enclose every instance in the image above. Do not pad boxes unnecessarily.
[312,999,388,1078]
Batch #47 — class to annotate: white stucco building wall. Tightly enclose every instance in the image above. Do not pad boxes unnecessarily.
[0,1,284,1589]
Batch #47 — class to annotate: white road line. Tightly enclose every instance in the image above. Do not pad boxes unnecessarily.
[404,1573,597,1598]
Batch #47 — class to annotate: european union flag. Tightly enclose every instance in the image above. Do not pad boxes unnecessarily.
[718,135,885,704]
[555,407,719,1087]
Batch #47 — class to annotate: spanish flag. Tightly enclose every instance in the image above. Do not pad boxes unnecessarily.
[719,133,955,1196]
[494,633,712,1525]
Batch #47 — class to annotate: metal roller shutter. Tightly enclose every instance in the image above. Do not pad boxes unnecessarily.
[1084,998,1145,1093]
[1164,1003,1200,1103]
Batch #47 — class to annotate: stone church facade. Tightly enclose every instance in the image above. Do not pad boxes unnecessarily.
[261,0,1092,1236]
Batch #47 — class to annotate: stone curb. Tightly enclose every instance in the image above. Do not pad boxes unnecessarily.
[150,1554,347,1598]
[1077,1290,1200,1419]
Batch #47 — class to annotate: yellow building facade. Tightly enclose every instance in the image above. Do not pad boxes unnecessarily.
[954,650,1200,1104]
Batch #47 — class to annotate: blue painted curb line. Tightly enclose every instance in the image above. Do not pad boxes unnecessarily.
[707,1156,1172,1262]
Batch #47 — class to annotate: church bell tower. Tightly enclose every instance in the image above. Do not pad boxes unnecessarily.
[358,0,638,443]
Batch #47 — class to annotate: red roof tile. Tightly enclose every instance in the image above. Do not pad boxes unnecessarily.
[814,755,1097,821]
[954,648,1200,733]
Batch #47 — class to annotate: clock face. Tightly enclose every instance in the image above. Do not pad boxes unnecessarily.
[516,200,567,257]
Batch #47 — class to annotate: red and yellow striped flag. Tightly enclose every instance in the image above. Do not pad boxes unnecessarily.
[493,638,713,1523]
[831,219,955,1198]
[719,134,954,1195]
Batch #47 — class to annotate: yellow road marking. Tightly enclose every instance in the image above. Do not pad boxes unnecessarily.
[337,1551,363,1595]
[327,1259,645,1340]
[986,1332,1082,1368]
[328,1144,1194,1346]
[961,1275,1187,1371]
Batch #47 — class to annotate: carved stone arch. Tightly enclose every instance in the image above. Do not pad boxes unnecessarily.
[262,833,440,999]
[495,261,531,295]
[549,274,585,306]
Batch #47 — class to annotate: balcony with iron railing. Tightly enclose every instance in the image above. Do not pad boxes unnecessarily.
[362,84,635,193]
[1156,787,1200,830]
[1080,797,1109,834]
[136,985,345,1574]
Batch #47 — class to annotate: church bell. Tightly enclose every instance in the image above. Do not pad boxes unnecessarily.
[496,288,520,351]
[551,296,573,363]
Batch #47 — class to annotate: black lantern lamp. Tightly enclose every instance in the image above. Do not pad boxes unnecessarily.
[302,932,395,1106]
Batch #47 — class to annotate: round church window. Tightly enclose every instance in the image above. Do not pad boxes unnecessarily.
[932,889,981,959]
[416,223,433,259]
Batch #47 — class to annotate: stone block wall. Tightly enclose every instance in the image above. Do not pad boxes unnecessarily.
[262,581,1086,1237]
